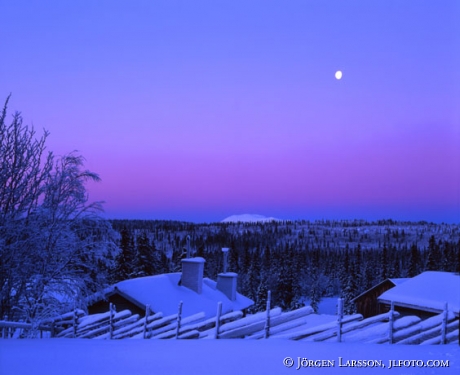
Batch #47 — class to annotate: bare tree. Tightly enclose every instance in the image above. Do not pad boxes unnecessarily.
[0,96,53,224]
[0,96,117,323]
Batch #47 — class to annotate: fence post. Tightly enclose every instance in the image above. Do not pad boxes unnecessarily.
[73,308,78,338]
[143,305,150,339]
[50,321,55,338]
[215,302,222,339]
[441,302,448,345]
[176,301,183,339]
[264,290,271,339]
[337,298,343,343]
[388,301,394,344]
[109,303,115,340]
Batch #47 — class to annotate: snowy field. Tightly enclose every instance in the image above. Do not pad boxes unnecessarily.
[1,339,458,375]
[305,297,340,315]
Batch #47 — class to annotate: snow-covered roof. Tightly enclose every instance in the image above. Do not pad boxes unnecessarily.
[378,271,460,316]
[388,278,410,285]
[99,273,253,319]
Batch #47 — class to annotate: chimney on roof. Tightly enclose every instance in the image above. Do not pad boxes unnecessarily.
[181,257,205,294]
[217,248,238,301]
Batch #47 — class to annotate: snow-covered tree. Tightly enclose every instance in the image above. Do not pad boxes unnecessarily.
[308,272,322,313]
[0,96,117,322]
[274,245,296,310]
[426,235,440,271]
[112,227,136,281]
[408,243,419,277]
[253,279,269,312]
[134,231,157,277]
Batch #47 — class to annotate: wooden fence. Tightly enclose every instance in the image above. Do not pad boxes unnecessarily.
[1,297,458,345]
[0,320,57,339]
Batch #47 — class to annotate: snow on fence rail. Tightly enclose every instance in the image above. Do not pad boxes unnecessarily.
[1,296,458,345]
[0,321,55,339]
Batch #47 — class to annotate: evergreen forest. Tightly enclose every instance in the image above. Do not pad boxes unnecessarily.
[109,219,460,315]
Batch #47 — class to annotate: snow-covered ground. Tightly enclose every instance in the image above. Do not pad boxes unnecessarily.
[304,297,339,315]
[1,339,458,375]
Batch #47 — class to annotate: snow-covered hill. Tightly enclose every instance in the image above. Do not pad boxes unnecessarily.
[221,214,281,223]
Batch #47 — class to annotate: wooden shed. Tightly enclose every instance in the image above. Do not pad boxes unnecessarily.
[352,278,408,318]
[87,287,146,316]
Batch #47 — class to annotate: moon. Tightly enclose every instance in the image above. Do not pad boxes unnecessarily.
[335,70,343,80]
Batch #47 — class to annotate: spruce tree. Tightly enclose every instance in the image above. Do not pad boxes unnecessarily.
[274,245,295,310]
[408,244,419,277]
[135,231,156,277]
[254,279,269,312]
[309,271,322,313]
[354,244,363,293]
[381,243,388,280]
[113,228,136,282]
[426,235,440,271]
[343,261,357,315]
[456,240,460,274]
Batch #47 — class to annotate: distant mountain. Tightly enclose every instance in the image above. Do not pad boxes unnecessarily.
[221,214,281,223]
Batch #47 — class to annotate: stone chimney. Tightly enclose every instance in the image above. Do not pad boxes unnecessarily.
[217,248,238,301]
[217,272,238,301]
[181,257,205,294]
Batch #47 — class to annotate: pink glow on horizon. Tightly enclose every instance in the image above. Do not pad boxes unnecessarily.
[84,126,458,222]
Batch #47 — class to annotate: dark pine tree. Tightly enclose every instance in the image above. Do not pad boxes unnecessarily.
[354,244,363,294]
[254,279,269,312]
[134,231,156,277]
[309,270,322,313]
[426,235,440,271]
[408,244,419,277]
[274,245,295,310]
[246,251,261,300]
[339,247,350,292]
[228,241,239,273]
[381,243,388,280]
[113,227,136,282]
[456,240,460,274]
[343,261,358,315]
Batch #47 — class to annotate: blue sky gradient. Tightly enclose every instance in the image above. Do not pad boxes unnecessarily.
[2,0,459,223]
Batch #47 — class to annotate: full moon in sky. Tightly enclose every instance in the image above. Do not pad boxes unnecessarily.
[335,70,343,80]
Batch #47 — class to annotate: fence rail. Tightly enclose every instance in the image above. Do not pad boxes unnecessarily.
[0,320,55,339]
[1,296,458,345]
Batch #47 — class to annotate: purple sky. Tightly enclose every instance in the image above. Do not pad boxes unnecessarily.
[2,0,459,223]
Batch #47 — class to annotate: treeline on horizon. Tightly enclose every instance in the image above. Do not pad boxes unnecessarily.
[108,219,460,314]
